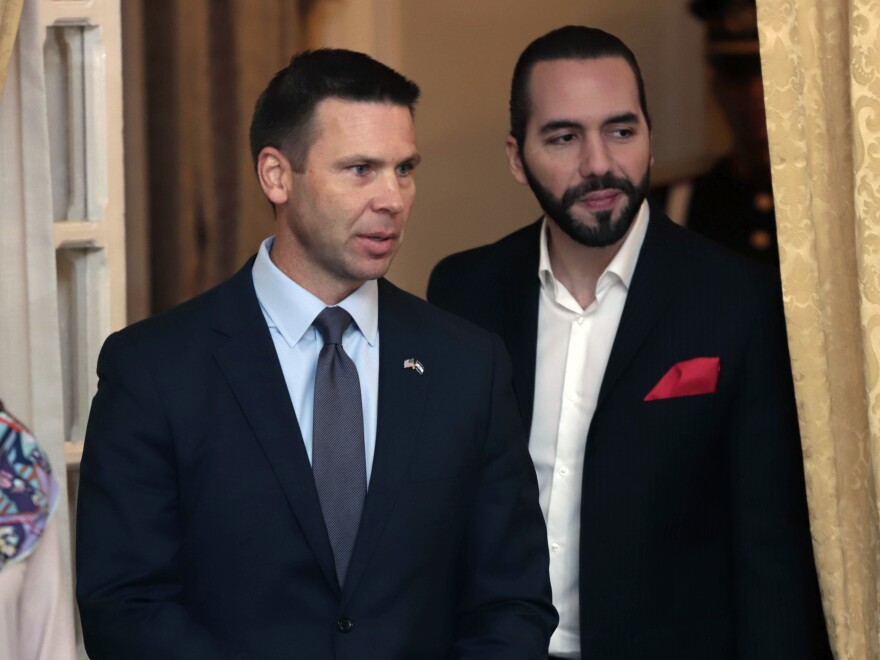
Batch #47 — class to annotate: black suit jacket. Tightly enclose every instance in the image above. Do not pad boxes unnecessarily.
[76,260,556,660]
[428,209,830,659]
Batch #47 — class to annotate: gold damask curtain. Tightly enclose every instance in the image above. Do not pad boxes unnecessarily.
[0,0,24,97]
[757,0,880,656]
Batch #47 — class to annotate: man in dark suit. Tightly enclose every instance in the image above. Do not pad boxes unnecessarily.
[76,49,556,660]
[429,26,829,659]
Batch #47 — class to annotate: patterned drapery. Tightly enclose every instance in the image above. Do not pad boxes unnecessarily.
[757,0,880,656]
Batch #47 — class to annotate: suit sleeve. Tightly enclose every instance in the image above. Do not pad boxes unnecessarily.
[427,254,478,321]
[452,334,558,659]
[728,279,831,659]
[76,332,246,660]
[426,256,456,310]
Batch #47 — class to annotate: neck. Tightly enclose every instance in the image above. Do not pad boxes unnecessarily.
[546,220,628,309]
[269,232,358,306]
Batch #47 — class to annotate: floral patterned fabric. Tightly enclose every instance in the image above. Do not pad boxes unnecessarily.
[0,408,58,570]
[757,0,880,656]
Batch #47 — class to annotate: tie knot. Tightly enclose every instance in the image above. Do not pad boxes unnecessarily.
[314,307,354,345]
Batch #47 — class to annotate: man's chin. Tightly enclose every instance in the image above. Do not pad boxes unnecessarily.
[570,209,614,231]
[355,257,396,282]
[551,207,636,248]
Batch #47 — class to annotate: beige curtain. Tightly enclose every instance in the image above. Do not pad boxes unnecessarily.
[0,0,24,97]
[757,0,880,657]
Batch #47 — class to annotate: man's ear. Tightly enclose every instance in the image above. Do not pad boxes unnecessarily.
[505,136,529,186]
[257,147,291,205]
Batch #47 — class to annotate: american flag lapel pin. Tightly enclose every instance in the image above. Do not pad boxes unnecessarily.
[403,358,424,375]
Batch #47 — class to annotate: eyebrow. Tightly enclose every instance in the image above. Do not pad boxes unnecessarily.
[338,155,382,167]
[538,112,640,135]
[336,153,422,168]
[603,112,639,126]
[539,119,583,135]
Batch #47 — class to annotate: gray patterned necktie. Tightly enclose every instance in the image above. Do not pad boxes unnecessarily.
[312,306,366,587]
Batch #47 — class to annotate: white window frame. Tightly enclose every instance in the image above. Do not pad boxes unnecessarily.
[39,1,125,657]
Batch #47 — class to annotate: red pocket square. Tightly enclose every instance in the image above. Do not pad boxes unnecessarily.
[644,357,720,401]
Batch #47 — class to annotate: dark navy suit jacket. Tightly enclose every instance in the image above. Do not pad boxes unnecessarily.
[76,260,556,659]
[428,208,830,659]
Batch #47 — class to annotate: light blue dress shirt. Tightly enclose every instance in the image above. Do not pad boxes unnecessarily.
[251,237,380,484]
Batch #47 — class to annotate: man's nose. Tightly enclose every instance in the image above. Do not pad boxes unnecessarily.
[373,172,406,214]
[578,135,612,178]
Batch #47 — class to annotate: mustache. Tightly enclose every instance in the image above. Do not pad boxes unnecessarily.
[561,173,637,209]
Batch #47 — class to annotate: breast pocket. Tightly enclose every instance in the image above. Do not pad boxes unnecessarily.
[641,391,720,435]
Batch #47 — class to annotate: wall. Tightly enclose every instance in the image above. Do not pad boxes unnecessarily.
[381,1,711,295]
[126,1,721,310]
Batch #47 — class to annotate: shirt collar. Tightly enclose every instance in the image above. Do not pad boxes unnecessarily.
[538,199,650,296]
[251,236,379,348]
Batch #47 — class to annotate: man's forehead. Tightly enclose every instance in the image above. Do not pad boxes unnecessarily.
[306,97,418,161]
[312,97,414,122]
[529,56,637,92]
[310,96,410,126]
[527,57,642,121]
[309,98,414,144]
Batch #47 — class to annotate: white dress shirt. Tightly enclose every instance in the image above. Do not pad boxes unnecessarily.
[251,237,380,484]
[531,202,649,658]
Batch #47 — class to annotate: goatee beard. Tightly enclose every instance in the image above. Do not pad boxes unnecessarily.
[522,162,650,248]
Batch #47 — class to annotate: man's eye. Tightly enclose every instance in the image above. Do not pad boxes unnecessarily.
[351,164,370,176]
[549,134,576,145]
[610,128,635,139]
[396,163,414,176]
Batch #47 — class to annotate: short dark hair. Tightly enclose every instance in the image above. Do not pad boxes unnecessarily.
[249,48,420,171]
[509,25,651,148]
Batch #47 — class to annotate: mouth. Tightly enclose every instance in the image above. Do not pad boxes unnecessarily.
[576,189,622,212]
[357,232,399,257]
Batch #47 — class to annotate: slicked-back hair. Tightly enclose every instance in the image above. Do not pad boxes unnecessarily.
[509,25,652,148]
[249,48,420,172]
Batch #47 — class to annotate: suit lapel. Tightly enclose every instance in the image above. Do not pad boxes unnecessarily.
[597,211,680,407]
[211,262,340,596]
[501,221,541,430]
[341,280,432,604]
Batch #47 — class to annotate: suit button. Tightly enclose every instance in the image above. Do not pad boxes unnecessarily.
[336,617,354,633]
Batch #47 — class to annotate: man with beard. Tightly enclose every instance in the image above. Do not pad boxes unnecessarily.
[428,25,830,659]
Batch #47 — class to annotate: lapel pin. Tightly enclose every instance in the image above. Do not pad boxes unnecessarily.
[403,358,424,375]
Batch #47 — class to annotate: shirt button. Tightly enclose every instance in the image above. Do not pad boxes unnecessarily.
[576,317,585,325]
[559,467,569,476]
[550,542,560,552]
[337,617,354,633]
